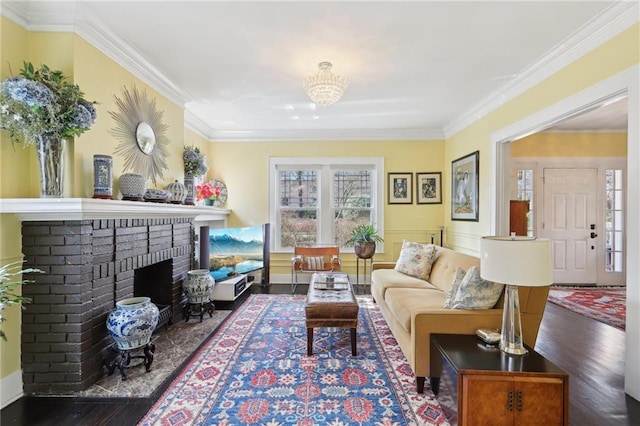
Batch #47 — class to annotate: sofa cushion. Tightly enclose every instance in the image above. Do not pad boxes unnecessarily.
[443,267,466,308]
[452,266,504,309]
[394,240,437,280]
[385,287,447,333]
[371,268,436,300]
[428,248,480,293]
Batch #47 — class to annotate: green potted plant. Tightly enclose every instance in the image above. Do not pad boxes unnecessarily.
[0,261,43,341]
[347,223,383,259]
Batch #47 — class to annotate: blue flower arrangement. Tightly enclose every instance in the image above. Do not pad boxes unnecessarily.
[183,145,208,177]
[0,62,97,146]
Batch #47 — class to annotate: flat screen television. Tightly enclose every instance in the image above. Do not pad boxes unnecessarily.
[208,224,268,281]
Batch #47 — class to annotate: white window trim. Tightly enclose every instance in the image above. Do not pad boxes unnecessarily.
[269,157,385,253]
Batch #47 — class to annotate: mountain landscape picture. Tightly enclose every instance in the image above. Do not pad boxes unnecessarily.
[208,225,265,280]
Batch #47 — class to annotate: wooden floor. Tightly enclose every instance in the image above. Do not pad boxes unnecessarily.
[1,284,639,425]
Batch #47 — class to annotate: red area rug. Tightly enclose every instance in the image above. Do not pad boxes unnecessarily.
[547,286,626,330]
[139,294,449,425]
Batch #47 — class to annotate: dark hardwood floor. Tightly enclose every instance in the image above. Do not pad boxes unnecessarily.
[2,283,638,425]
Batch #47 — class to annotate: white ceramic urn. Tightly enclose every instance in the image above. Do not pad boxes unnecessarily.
[183,269,216,304]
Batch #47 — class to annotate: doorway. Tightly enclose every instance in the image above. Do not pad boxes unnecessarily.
[542,168,598,284]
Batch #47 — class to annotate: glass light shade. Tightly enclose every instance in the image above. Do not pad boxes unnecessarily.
[480,236,553,355]
[303,62,348,106]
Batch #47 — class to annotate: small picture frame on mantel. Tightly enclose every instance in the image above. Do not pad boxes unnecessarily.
[388,172,413,204]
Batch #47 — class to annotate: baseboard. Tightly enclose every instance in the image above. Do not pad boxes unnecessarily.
[1,370,23,409]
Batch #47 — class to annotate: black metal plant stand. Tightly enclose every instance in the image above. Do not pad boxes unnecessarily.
[105,342,156,381]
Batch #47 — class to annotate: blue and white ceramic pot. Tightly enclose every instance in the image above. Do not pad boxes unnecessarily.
[106,297,159,350]
[184,175,195,205]
[183,269,215,304]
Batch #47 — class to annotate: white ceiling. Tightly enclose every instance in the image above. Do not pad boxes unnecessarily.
[3,1,634,141]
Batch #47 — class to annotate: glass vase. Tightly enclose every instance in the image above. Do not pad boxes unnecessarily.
[36,134,65,198]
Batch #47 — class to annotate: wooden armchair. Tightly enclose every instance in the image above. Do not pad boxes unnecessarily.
[291,246,342,293]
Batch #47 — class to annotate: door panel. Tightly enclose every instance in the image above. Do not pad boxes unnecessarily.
[543,168,597,283]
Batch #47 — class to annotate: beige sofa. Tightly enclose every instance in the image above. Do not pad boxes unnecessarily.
[370,245,549,393]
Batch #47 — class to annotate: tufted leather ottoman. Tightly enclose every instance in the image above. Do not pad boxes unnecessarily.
[305,273,359,356]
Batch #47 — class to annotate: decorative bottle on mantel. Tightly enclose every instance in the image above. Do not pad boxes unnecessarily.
[106,297,160,350]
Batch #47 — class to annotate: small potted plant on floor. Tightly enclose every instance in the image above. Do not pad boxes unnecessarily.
[347,223,383,259]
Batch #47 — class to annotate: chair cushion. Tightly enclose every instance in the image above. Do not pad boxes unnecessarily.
[394,240,437,280]
[305,256,325,270]
[451,266,504,309]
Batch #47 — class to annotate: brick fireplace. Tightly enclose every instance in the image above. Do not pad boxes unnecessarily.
[1,199,228,394]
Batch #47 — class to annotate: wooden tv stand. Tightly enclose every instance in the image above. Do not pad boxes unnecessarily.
[211,274,250,301]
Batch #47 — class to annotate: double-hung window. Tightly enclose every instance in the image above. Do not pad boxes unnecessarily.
[269,157,384,252]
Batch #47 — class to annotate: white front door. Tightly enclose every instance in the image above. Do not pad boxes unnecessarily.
[542,168,598,284]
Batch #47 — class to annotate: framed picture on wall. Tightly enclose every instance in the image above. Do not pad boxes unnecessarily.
[416,172,442,204]
[451,151,479,221]
[388,172,413,204]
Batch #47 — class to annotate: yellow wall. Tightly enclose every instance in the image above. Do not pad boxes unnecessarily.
[444,23,639,254]
[0,15,31,383]
[208,139,446,273]
[0,20,188,381]
[511,132,627,157]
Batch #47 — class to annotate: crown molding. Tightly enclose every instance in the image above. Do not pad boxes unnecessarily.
[75,16,190,108]
[184,110,444,142]
[184,110,213,140]
[444,1,639,138]
[1,1,190,109]
[1,2,29,28]
[202,127,444,142]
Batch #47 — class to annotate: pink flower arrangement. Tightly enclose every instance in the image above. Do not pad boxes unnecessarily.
[196,182,221,201]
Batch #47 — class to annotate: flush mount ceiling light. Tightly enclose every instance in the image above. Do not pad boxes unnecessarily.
[303,62,348,106]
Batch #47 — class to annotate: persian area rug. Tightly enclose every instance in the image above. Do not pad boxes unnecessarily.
[547,286,626,330]
[139,294,450,426]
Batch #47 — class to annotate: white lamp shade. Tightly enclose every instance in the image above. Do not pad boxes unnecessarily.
[480,236,553,287]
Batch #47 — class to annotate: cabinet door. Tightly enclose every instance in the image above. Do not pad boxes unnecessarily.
[510,200,529,236]
[514,377,565,425]
[461,375,513,426]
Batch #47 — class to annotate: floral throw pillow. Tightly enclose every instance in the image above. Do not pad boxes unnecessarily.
[394,240,437,281]
[443,267,466,308]
[452,266,505,309]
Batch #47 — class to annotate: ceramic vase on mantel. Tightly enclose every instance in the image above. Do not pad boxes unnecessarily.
[106,297,160,350]
[36,134,66,198]
[93,154,114,199]
[184,174,196,205]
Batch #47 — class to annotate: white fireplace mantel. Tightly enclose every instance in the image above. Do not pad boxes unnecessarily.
[0,198,230,223]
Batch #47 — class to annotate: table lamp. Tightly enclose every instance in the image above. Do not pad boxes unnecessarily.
[480,235,553,355]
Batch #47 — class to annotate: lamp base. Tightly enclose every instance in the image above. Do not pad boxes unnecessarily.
[500,284,528,356]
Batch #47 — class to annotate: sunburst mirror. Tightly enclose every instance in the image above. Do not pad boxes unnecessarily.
[110,85,170,185]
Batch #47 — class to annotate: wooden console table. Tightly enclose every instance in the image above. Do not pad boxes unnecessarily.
[430,334,569,425]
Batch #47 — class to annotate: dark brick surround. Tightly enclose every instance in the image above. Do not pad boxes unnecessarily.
[20,218,195,394]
